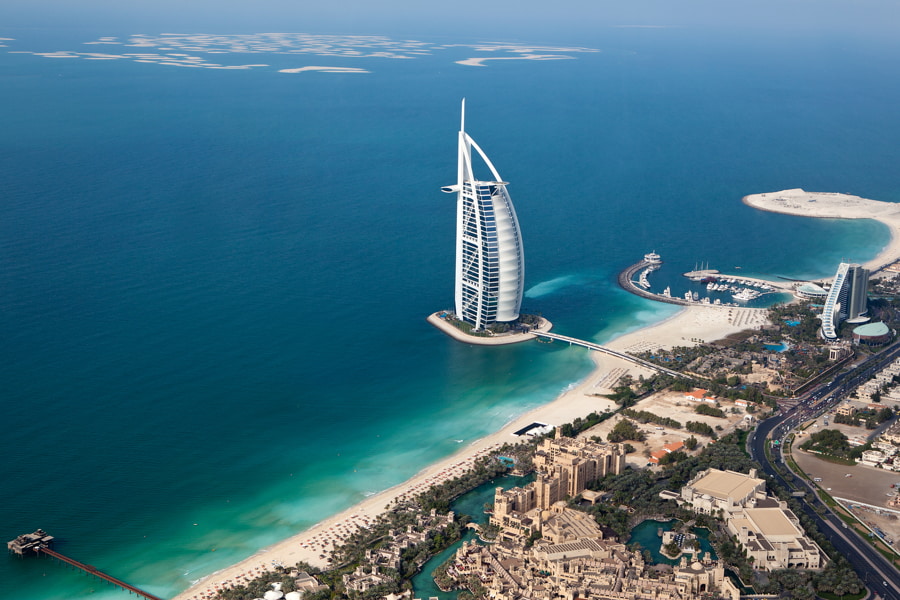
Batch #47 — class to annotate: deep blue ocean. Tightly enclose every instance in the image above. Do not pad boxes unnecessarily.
[1,26,899,600]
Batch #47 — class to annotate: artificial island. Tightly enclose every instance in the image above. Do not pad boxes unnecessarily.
[428,99,551,345]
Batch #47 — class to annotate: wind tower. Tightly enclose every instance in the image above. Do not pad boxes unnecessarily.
[441,100,525,331]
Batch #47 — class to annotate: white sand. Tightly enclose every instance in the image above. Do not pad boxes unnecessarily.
[172,304,769,600]
[278,66,370,74]
[743,188,900,273]
[456,54,575,67]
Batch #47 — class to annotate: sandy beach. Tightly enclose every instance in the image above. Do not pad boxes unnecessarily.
[173,304,769,600]
[742,188,900,273]
[176,188,900,600]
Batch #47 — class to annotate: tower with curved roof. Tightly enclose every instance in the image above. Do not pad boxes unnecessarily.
[441,100,524,331]
[821,262,869,339]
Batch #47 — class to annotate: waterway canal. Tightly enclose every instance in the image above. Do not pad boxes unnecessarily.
[411,473,533,599]
[626,519,717,565]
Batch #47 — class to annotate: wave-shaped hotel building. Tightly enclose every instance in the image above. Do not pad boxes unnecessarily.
[821,262,869,340]
[441,100,524,331]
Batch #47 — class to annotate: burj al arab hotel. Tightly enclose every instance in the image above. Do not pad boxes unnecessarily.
[441,100,524,331]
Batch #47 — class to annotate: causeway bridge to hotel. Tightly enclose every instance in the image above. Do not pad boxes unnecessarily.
[533,331,685,379]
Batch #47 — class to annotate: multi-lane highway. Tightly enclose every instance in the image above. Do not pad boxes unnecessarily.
[749,344,900,600]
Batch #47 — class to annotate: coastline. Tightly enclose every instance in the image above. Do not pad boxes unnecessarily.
[175,188,900,600]
[172,305,769,600]
[742,188,900,274]
[426,312,553,345]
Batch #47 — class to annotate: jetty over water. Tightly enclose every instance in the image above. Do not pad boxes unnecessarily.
[534,331,684,378]
[8,530,163,600]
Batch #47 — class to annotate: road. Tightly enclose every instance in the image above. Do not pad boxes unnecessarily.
[750,363,900,600]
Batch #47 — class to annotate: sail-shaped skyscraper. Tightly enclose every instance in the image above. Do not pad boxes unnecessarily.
[441,100,524,331]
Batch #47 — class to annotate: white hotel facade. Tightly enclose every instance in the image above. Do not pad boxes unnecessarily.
[442,100,524,331]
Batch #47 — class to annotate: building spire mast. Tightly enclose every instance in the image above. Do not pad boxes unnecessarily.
[460,98,466,133]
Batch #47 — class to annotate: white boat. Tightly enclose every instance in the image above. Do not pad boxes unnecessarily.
[644,251,662,264]
[732,288,761,302]
[662,286,671,298]
[637,268,651,289]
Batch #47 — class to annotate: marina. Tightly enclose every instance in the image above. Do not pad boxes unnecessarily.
[618,254,791,307]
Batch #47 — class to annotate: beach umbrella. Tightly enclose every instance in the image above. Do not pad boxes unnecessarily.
[264,591,284,600]
[285,593,303,600]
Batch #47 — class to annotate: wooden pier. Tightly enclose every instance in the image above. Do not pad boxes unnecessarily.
[8,530,163,600]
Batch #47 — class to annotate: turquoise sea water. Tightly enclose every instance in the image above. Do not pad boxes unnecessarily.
[1,26,899,600]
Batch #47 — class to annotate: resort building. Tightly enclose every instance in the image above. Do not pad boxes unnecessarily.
[794,282,828,301]
[852,321,893,346]
[821,263,869,339]
[532,431,627,495]
[492,432,626,538]
[678,468,767,517]
[676,468,824,571]
[441,100,524,331]
[449,517,740,600]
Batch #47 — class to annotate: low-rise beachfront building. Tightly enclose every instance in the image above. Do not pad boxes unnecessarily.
[342,565,391,594]
[676,468,824,571]
[342,509,457,596]
[292,571,327,595]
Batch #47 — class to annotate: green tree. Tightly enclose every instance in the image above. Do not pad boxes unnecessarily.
[607,418,646,443]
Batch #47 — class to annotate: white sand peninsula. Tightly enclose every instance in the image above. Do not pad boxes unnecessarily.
[743,188,900,272]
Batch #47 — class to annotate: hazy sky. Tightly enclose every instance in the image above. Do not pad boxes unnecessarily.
[2,0,899,41]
